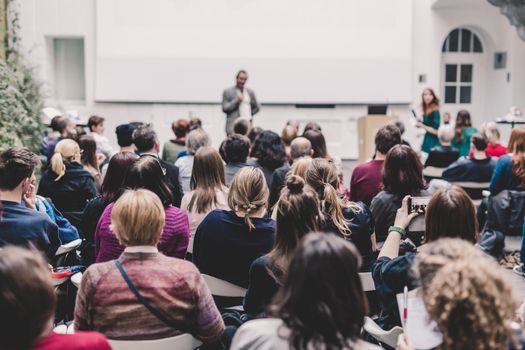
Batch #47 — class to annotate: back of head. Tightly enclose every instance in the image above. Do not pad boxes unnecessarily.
[437,124,454,144]
[188,146,226,213]
[290,156,313,179]
[133,125,158,153]
[228,166,269,230]
[383,144,426,196]
[50,139,80,180]
[101,152,137,203]
[251,130,287,170]
[49,116,68,133]
[78,135,98,169]
[470,132,487,152]
[248,126,263,145]
[115,124,137,147]
[189,117,202,131]
[123,156,173,206]
[111,188,165,247]
[454,110,472,143]
[233,117,251,136]
[88,115,105,132]
[508,126,525,189]
[223,134,250,164]
[281,125,298,146]
[482,122,501,145]
[186,128,211,156]
[375,124,401,155]
[425,186,478,243]
[0,147,39,191]
[394,120,405,135]
[269,233,367,350]
[0,247,56,350]
[302,122,322,134]
[171,119,190,138]
[303,130,327,159]
[290,137,312,160]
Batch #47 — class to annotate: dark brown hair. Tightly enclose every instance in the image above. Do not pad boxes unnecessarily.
[303,130,328,159]
[188,147,226,214]
[470,132,487,151]
[266,176,321,285]
[78,135,98,171]
[87,115,105,132]
[0,247,56,350]
[375,124,401,154]
[454,110,472,144]
[100,152,137,203]
[171,119,190,138]
[421,88,440,116]
[269,233,367,350]
[507,126,525,189]
[383,145,426,196]
[0,147,39,190]
[424,186,478,243]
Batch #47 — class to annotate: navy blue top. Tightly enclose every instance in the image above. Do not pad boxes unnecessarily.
[0,200,60,259]
[244,254,278,317]
[490,155,518,195]
[193,209,275,288]
[443,157,497,183]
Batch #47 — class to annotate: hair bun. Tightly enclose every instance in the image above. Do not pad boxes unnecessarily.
[286,175,304,194]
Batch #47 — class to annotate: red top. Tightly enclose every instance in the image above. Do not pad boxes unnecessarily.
[468,143,508,158]
[349,159,384,207]
[32,331,111,350]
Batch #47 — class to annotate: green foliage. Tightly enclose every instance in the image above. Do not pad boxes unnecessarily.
[0,0,45,152]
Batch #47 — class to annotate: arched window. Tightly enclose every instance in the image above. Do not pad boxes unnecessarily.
[442,28,483,53]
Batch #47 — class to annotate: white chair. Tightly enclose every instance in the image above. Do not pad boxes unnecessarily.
[359,272,376,292]
[423,166,445,179]
[363,316,403,348]
[201,274,247,297]
[71,272,82,288]
[55,238,82,256]
[450,181,491,206]
[109,333,203,350]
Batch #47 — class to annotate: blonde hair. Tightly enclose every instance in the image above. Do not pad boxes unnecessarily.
[290,156,312,179]
[50,139,80,181]
[228,167,269,231]
[414,239,518,350]
[111,189,165,246]
[482,122,501,145]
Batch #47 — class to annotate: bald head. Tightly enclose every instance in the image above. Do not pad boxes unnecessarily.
[290,137,312,160]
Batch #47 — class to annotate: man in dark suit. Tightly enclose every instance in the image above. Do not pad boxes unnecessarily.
[132,125,184,207]
[222,70,260,135]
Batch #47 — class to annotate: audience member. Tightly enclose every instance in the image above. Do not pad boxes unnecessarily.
[0,148,59,259]
[372,187,478,329]
[350,124,401,206]
[424,124,459,168]
[247,126,263,147]
[302,121,322,134]
[38,139,97,214]
[181,147,229,242]
[88,115,116,158]
[162,118,190,163]
[0,246,111,350]
[95,156,189,262]
[451,110,477,157]
[303,129,328,159]
[490,126,525,195]
[269,136,312,208]
[115,123,138,154]
[81,152,137,265]
[398,239,519,350]
[233,117,252,136]
[370,145,429,242]
[75,189,224,342]
[250,130,287,188]
[306,158,375,271]
[289,156,313,179]
[417,88,440,154]
[286,119,300,133]
[78,135,103,191]
[189,117,202,131]
[133,125,184,206]
[482,121,507,157]
[281,124,298,157]
[223,134,251,186]
[395,120,411,147]
[244,175,321,317]
[442,111,451,124]
[41,115,75,161]
[193,167,275,289]
[175,128,211,194]
[232,233,380,350]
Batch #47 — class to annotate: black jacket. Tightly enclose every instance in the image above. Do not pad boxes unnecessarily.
[38,162,97,214]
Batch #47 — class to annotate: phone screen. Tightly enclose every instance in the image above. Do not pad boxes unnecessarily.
[407,196,431,232]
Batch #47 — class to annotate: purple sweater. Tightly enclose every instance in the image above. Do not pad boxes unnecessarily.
[94,203,190,263]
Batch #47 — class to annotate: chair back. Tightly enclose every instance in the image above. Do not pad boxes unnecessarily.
[359,272,375,292]
[450,181,491,204]
[201,274,247,297]
[109,333,202,350]
[423,166,445,179]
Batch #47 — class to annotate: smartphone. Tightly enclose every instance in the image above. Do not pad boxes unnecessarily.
[407,196,431,232]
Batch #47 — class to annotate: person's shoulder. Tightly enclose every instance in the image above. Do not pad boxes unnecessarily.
[34,332,111,350]
[233,318,287,349]
[251,254,270,270]
[353,339,383,350]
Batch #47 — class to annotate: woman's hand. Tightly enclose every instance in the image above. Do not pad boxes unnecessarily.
[393,195,419,230]
[23,183,37,210]
[396,334,414,350]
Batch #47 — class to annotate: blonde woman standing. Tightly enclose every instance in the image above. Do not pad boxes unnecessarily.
[38,138,97,213]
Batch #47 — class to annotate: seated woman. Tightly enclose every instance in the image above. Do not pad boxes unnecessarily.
[482,121,507,158]
[250,131,288,189]
[81,152,137,265]
[75,189,224,342]
[372,186,478,330]
[78,135,103,192]
[38,138,98,214]
[193,167,275,289]
[0,246,111,350]
[305,158,375,271]
[95,156,189,262]
[162,118,190,163]
[181,147,229,245]
[452,110,478,157]
[175,128,211,194]
[398,239,520,350]
[370,144,429,243]
[489,126,525,196]
[244,175,321,317]
[231,233,380,350]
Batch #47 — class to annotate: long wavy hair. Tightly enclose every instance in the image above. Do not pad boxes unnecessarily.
[454,110,472,144]
[507,126,525,189]
[421,87,440,116]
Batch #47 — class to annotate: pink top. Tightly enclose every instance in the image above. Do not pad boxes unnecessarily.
[349,159,384,207]
[32,331,111,350]
[94,203,190,262]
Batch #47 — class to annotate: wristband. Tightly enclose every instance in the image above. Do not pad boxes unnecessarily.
[388,226,407,238]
